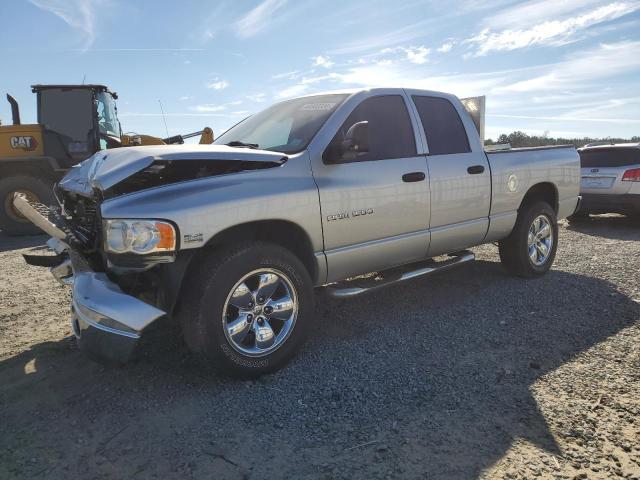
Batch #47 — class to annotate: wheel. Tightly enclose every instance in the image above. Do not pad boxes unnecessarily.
[0,175,56,236]
[177,241,314,377]
[499,201,558,278]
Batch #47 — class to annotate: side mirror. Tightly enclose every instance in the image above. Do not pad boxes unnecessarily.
[323,121,370,164]
[341,121,369,157]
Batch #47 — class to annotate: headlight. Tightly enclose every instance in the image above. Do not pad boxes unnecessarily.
[103,219,176,254]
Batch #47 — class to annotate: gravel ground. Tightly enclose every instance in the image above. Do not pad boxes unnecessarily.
[0,216,639,480]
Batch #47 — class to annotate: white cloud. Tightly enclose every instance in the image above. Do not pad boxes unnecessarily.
[275,84,310,99]
[437,41,454,53]
[179,95,193,101]
[227,100,243,105]
[234,0,287,38]
[405,46,430,64]
[246,93,266,102]
[272,70,301,79]
[468,2,640,55]
[207,79,229,90]
[496,40,640,92]
[190,104,226,112]
[312,55,334,68]
[28,0,105,50]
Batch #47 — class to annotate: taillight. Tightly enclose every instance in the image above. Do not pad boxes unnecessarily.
[622,168,640,182]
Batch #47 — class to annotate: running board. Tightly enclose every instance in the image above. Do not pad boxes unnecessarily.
[324,251,475,298]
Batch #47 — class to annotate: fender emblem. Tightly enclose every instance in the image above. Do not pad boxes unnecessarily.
[183,233,203,243]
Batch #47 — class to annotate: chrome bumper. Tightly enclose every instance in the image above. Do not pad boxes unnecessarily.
[70,268,166,364]
[14,193,166,364]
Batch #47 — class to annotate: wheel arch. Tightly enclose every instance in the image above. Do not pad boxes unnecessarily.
[519,182,559,214]
[201,220,318,281]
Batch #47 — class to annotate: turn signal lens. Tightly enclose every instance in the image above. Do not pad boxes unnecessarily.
[622,168,640,182]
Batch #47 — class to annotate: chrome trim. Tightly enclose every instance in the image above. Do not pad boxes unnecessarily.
[51,258,73,285]
[12,193,66,239]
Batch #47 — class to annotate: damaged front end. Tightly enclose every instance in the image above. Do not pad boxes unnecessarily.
[13,194,165,364]
[13,145,288,364]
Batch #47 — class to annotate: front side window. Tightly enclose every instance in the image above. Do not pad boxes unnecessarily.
[324,95,416,163]
[412,96,470,155]
[214,94,347,154]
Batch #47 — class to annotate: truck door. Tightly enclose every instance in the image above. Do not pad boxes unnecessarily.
[409,94,491,256]
[312,93,430,283]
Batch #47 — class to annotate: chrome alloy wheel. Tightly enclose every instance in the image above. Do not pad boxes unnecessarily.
[527,214,553,266]
[222,268,298,357]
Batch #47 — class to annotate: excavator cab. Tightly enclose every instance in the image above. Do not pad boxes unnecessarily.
[32,84,120,165]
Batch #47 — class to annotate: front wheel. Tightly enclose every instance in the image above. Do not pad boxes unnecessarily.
[499,201,558,278]
[177,242,314,377]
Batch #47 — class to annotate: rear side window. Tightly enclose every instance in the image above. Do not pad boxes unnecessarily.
[579,148,640,168]
[412,96,470,155]
[325,95,416,163]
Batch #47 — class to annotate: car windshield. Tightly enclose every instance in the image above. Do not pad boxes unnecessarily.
[96,92,121,138]
[214,94,348,154]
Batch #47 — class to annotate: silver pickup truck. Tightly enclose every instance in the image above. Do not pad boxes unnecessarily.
[15,88,581,376]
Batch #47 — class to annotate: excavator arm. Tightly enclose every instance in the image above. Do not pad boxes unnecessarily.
[121,127,214,147]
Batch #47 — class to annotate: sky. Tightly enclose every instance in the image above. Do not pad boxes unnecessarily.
[1,0,639,142]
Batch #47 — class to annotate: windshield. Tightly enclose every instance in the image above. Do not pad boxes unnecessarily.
[96,92,122,138]
[214,94,348,154]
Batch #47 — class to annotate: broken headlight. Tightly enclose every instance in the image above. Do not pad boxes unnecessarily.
[103,219,176,254]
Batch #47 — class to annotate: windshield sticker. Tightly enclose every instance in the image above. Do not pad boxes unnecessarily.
[300,103,336,111]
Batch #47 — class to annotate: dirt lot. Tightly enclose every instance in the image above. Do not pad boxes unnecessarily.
[0,216,639,480]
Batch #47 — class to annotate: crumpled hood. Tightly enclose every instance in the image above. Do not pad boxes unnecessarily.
[58,144,288,196]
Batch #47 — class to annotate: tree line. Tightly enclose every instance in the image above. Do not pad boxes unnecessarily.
[485,131,640,148]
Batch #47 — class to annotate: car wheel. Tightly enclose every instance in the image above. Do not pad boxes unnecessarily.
[499,201,558,278]
[0,175,55,236]
[177,241,314,377]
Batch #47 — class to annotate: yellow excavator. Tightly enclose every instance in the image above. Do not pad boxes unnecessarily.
[0,84,213,235]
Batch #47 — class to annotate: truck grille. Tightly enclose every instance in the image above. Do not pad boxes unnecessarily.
[59,192,100,247]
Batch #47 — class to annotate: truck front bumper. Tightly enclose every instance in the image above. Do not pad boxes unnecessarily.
[14,193,166,364]
[69,264,166,364]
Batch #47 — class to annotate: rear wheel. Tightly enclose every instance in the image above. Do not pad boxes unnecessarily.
[499,201,558,278]
[0,175,55,236]
[177,241,314,377]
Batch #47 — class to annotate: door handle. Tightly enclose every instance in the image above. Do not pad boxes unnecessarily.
[467,165,485,174]
[402,172,426,182]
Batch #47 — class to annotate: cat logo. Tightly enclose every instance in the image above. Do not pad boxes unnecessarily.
[10,136,38,151]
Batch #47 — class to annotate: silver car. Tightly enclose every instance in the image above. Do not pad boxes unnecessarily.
[573,143,640,219]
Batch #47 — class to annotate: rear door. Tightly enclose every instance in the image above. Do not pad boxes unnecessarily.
[579,147,640,195]
[409,93,491,256]
[311,93,430,282]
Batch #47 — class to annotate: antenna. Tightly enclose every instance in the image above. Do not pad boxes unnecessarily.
[82,73,86,84]
[158,99,169,137]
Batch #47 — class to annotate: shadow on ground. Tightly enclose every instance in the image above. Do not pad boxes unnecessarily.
[566,214,639,241]
[0,231,47,253]
[1,255,638,479]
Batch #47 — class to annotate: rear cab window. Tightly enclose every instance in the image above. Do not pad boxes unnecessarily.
[412,96,470,155]
[323,95,416,163]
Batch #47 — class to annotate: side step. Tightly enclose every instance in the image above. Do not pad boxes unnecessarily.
[324,251,475,298]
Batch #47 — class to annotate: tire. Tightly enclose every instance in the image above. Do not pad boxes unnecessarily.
[177,241,314,377]
[0,174,56,236]
[499,201,558,278]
